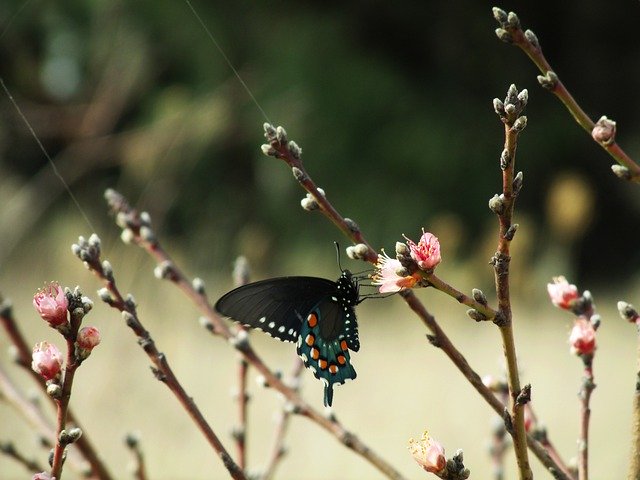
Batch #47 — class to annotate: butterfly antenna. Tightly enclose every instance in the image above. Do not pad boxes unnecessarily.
[334,242,344,272]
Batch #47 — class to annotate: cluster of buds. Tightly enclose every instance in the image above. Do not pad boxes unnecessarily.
[547,276,598,357]
[31,282,101,384]
[493,84,528,130]
[372,230,441,293]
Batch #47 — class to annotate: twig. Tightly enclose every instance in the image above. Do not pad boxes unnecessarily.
[261,356,304,480]
[492,7,640,182]
[0,440,43,474]
[491,84,533,480]
[231,257,250,471]
[577,354,595,480]
[261,123,570,479]
[617,302,640,479]
[0,295,113,480]
[72,235,247,480]
[125,433,148,480]
[103,190,407,480]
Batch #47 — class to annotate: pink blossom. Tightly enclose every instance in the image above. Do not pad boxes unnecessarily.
[408,431,446,474]
[404,230,441,270]
[33,282,68,327]
[77,326,101,350]
[547,276,579,310]
[569,318,596,356]
[372,252,419,293]
[32,473,55,480]
[31,342,63,381]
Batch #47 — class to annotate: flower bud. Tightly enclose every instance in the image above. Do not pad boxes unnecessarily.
[547,276,579,310]
[569,318,596,356]
[77,326,101,350]
[32,342,63,381]
[33,282,69,327]
[591,115,616,145]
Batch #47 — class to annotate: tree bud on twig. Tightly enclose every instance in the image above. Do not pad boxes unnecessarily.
[467,309,487,322]
[472,288,488,306]
[492,7,508,24]
[493,98,505,117]
[524,29,540,49]
[512,116,528,132]
[506,11,520,28]
[591,115,616,146]
[618,301,639,323]
[512,171,524,195]
[537,71,559,90]
[611,164,632,180]
[488,194,506,215]
[495,28,512,43]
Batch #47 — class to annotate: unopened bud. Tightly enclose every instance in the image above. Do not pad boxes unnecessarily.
[611,164,632,180]
[591,115,616,146]
[488,194,506,215]
[618,301,639,323]
[537,71,559,90]
[495,28,512,43]
[512,116,528,132]
[472,288,488,306]
[524,29,540,49]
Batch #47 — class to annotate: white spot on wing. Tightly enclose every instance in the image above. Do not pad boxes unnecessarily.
[268,321,275,329]
[278,325,285,333]
[259,316,266,323]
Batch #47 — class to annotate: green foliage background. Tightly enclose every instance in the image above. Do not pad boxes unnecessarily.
[2,0,640,282]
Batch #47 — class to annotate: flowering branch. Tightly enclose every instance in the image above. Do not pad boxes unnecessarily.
[103,189,407,480]
[71,234,247,480]
[492,7,640,183]
[0,292,112,480]
[262,123,571,479]
[491,84,532,480]
[548,277,599,480]
[617,301,640,479]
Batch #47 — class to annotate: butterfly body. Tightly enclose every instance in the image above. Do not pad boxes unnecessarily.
[215,271,360,406]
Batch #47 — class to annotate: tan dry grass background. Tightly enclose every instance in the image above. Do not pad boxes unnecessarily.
[1,219,638,479]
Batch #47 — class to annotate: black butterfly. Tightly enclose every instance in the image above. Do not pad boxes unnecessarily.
[215,270,361,406]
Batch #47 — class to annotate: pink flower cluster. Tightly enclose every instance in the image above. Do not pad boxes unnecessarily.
[373,230,441,293]
[569,318,596,356]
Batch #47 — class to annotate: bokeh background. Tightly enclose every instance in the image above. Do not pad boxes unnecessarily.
[1,0,640,478]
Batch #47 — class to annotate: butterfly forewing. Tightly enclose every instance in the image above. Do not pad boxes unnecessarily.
[215,277,337,342]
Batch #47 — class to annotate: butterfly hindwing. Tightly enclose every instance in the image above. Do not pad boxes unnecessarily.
[296,298,358,407]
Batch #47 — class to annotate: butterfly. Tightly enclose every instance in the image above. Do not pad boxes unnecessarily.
[215,270,362,406]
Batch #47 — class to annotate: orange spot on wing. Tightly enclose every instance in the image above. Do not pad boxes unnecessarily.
[310,347,320,360]
[318,359,328,370]
[340,340,348,351]
[307,313,318,328]
[329,364,338,374]
[305,334,315,346]
[337,354,346,365]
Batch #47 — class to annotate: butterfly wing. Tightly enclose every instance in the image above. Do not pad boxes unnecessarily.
[214,277,337,342]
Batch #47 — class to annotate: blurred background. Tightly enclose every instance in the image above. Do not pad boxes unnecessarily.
[1,0,640,478]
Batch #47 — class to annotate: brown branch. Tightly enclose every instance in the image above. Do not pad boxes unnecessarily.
[72,235,246,480]
[261,356,304,480]
[491,85,533,480]
[492,7,640,183]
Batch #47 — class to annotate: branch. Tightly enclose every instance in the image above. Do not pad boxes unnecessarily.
[491,84,533,480]
[492,7,640,183]
[72,235,246,480]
